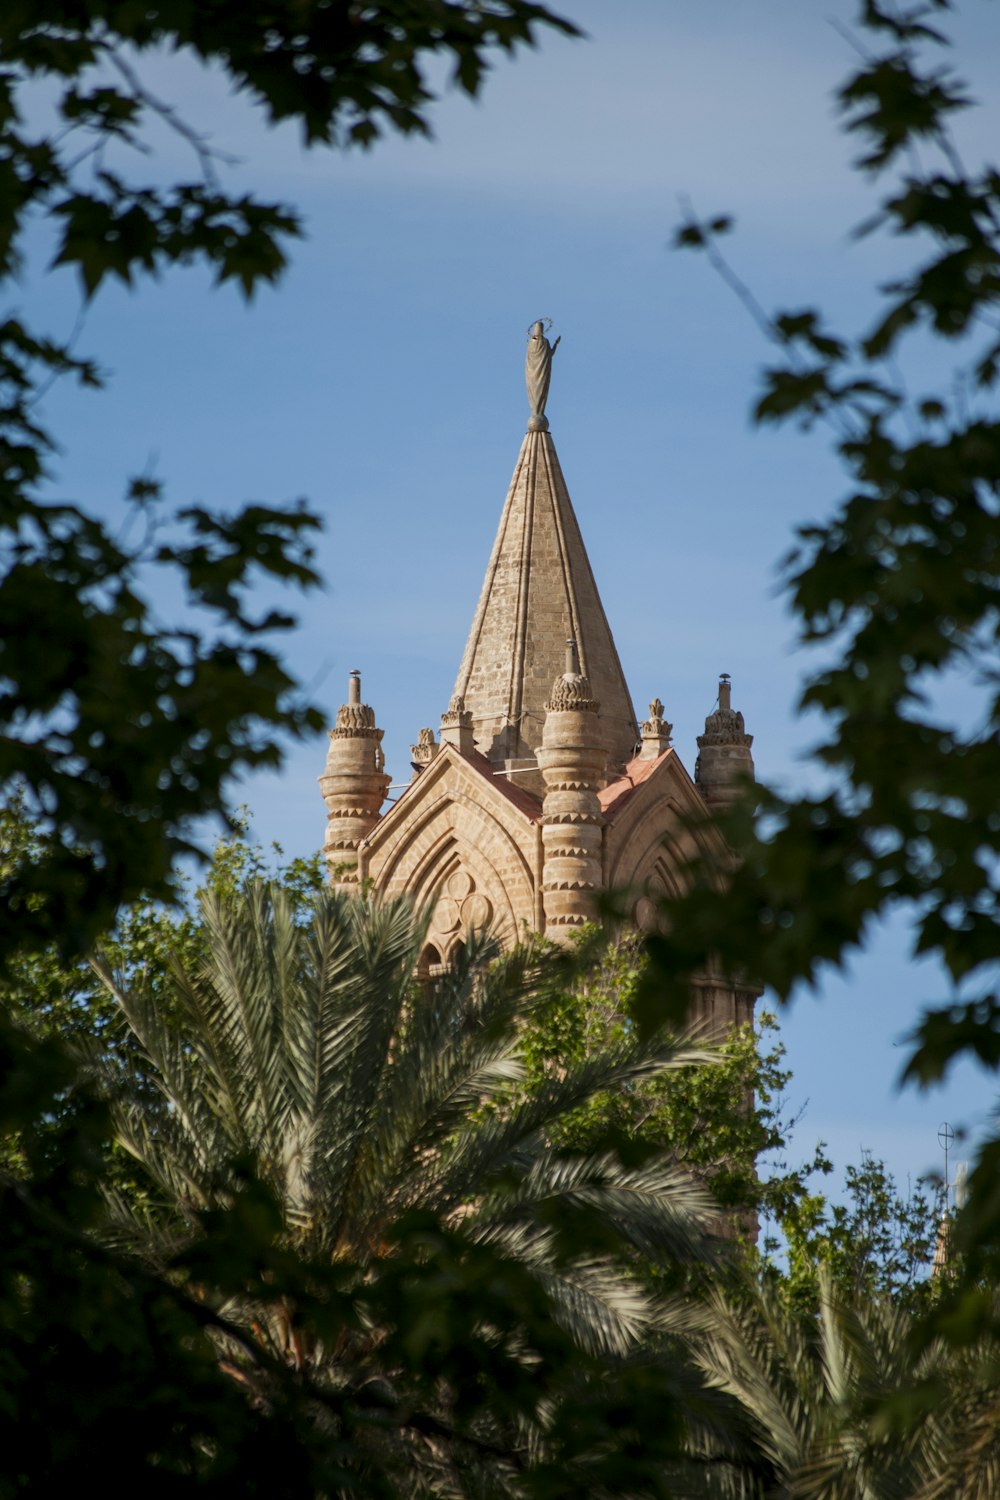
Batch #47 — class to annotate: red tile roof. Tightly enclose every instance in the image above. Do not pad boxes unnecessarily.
[382,746,662,830]
[599,750,674,823]
[465,749,543,820]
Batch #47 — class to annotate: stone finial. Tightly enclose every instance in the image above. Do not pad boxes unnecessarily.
[639,696,673,760]
[331,669,377,735]
[546,639,599,714]
[410,726,439,774]
[698,674,752,747]
[320,671,390,887]
[440,693,475,755]
[695,673,755,808]
[525,319,560,433]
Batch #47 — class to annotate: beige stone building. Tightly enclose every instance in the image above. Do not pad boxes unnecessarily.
[320,325,757,1028]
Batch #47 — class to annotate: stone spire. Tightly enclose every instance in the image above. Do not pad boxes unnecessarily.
[537,640,606,940]
[319,670,390,888]
[695,673,755,809]
[452,329,638,789]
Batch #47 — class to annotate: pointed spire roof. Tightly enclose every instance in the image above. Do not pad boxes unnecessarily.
[452,348,638,771]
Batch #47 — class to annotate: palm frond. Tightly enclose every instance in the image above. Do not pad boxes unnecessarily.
[471,1150,720,1268]
[430,1028,717,1215]
[187,881,289,1154]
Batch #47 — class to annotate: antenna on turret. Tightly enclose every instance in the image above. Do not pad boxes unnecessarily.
[939,1121,955,1208]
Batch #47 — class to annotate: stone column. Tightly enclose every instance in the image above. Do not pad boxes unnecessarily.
[319,671,390,889]
[537,642,606,941]
[694,673,755,810]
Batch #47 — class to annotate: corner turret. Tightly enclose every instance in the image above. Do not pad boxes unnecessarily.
[319,671,390,889]
[695,673,755,809]
[537,640,607,940]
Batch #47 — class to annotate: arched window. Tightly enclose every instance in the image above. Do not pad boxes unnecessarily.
[417,943,448,984]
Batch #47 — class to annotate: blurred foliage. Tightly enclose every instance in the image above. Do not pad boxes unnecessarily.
[3,790,769,1493]
[657,0,1000,1327]
[1,808,323,1026]
[0,829,985,1495]
[0,1005,329,1496]
[517,930,952,1317]
[0,8,656,1491]
[0,803,323,1178]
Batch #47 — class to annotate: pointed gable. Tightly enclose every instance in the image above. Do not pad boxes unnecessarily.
[601,748,717,901]
[363,743,543,946]
[452,427,638,772]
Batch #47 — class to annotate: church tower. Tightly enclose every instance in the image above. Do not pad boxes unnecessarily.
[319,324,758,1027]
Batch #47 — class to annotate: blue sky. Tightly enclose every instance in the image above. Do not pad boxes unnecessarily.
[21,0,1000,1202]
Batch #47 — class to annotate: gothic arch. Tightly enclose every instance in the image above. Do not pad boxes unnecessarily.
[368,777,537,948]
[606,792,690,894]
[605,756,724,901]
[417,942,446,981]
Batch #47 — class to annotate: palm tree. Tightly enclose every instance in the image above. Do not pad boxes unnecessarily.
[693,1270,1000,1499]
[94,880,754,1494]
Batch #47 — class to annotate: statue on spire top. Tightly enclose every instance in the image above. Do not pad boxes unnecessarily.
[526,319,559,430]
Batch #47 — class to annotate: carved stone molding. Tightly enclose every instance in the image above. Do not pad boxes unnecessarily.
[640,697,672,741]
[440,693,475,754]
[332,701,379,738]
[440,693,473,729]
[410,726,439,769]
[446,868,473,901]
[696,707,752,750]
[546,672,599,713]
[430,869,494,942]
